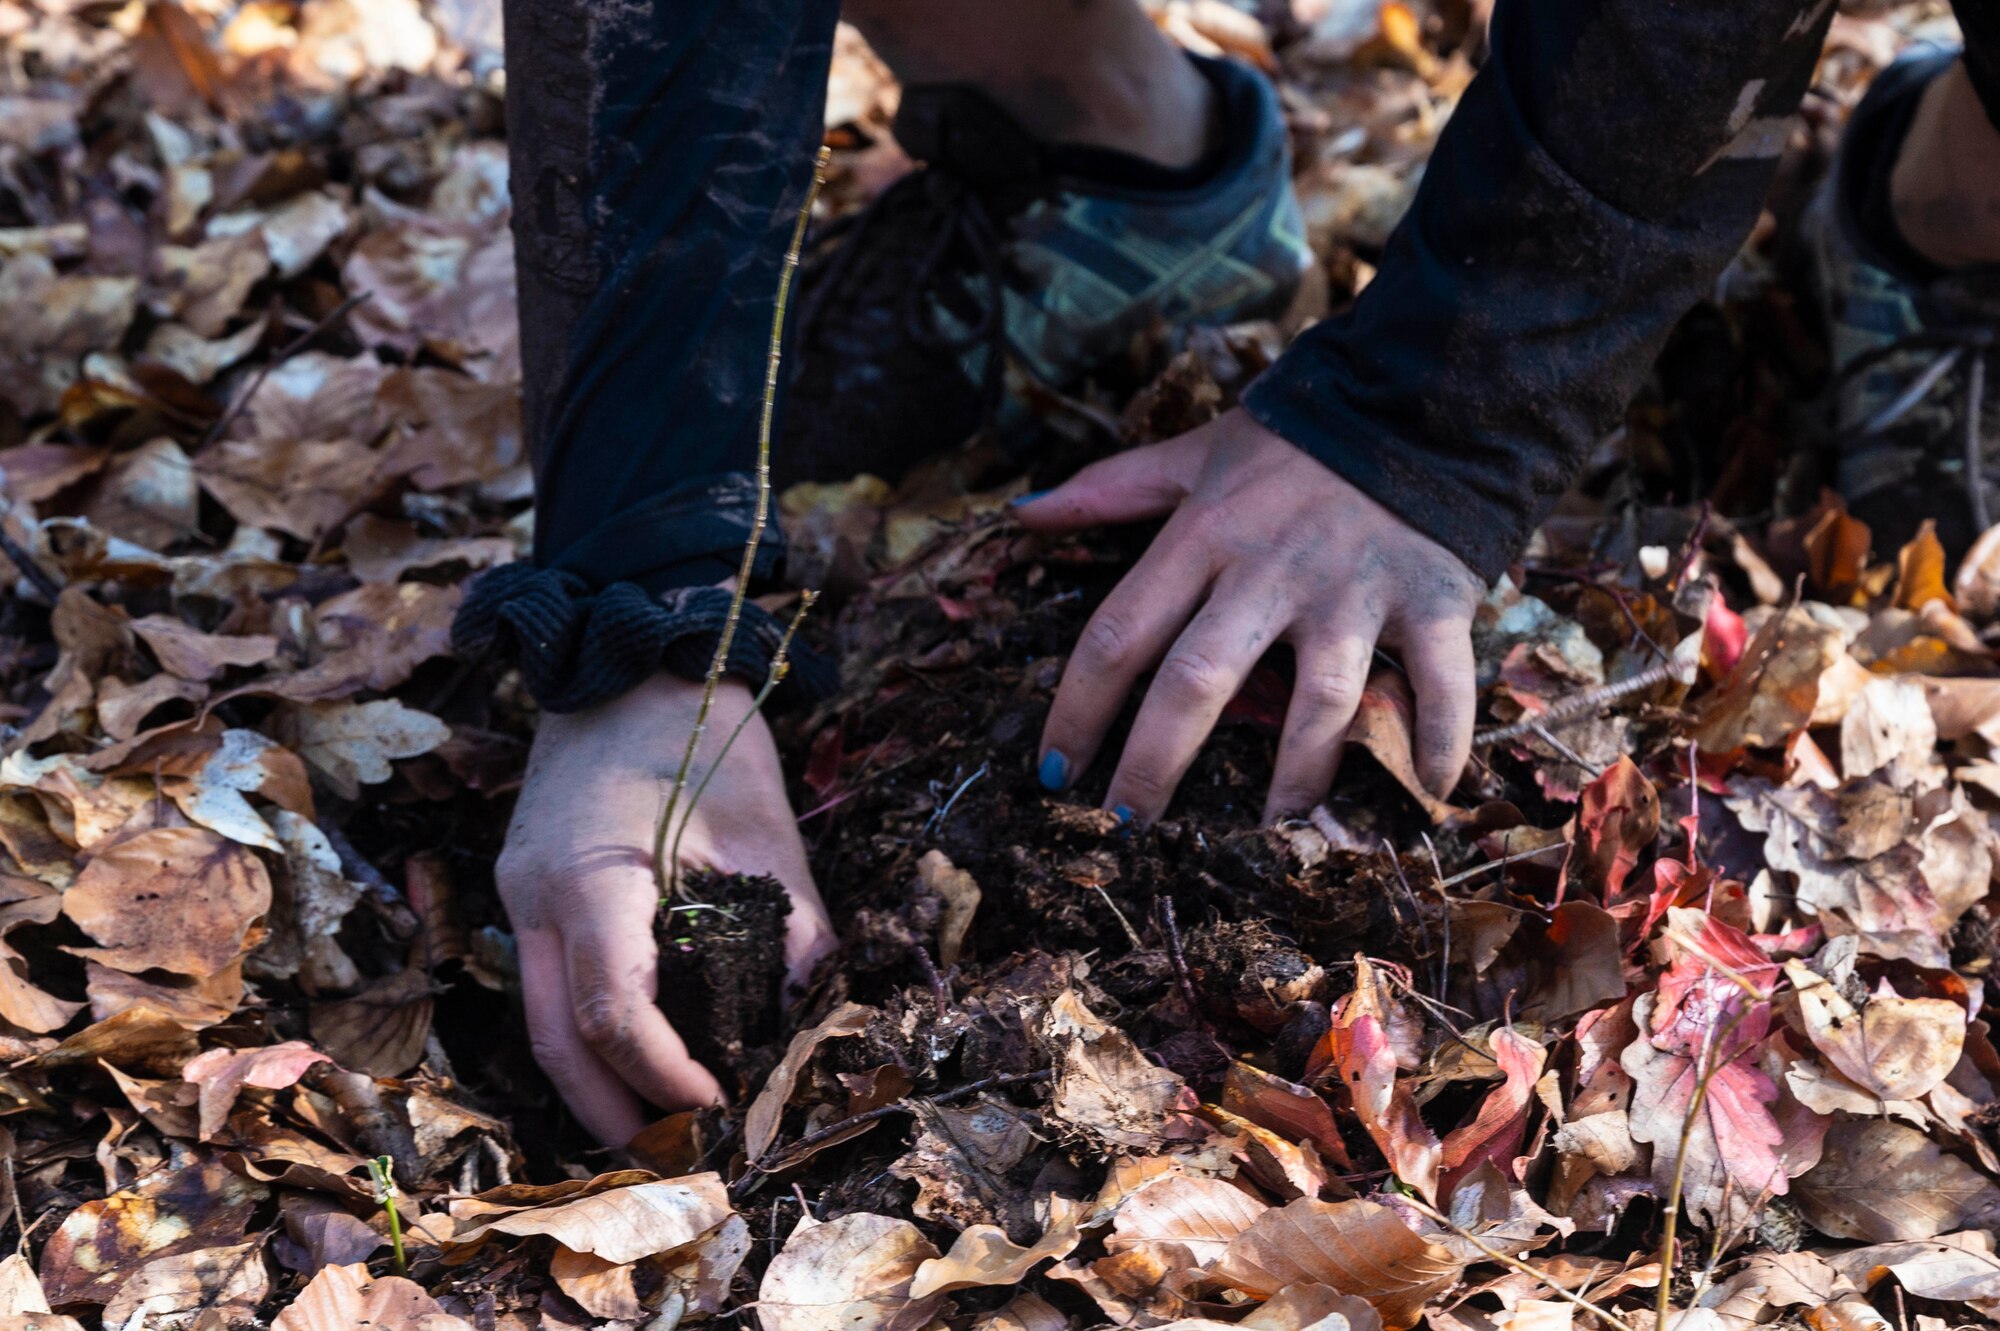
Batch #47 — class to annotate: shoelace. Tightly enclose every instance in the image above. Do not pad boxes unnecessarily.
[1835,323,1997,528]
[796,167,1028,423]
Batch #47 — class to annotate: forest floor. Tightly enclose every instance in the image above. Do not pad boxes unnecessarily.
[2,1,2000,1328]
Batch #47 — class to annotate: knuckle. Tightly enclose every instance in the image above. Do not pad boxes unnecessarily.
[1079,610,1139,666]
[1157,647,1233,701]
[1298,666,1363,717]
[527,1031,579,1078]
[1116,762,1173,804]
[571,987,637,1053]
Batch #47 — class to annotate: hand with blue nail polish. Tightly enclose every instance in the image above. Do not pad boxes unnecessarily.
[1016,408,1484,826]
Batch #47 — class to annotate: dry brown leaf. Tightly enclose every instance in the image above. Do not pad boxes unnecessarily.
[757,1212,943,1331]
[273,1262,476,1331]
[1210,1198,1460,1331]
[1692,606,1844,753]
[100,1239,269,1327]
[1793,1118,2000,1241]
[182,1039,329,1139]
[195,435,381,541]
[132,614,278,681]
[0,1252,50,1313]
[80,437,201,550]
[1348,671,1459,822]
[0,878,83,1033]
[153,229,269,336]
[96,672,207,742]
[1784,961,1965,1101]
[168,727,313,853]
[1892,520,1955,612]
[38,1157,264,1307]
[449,1172,732,1264]
[339,514,514,583]
[1103,1173,1268,1267]
[274,698,452,799]
[1827,1230,2000,1301]
[911,1196,1085,1297]
[374,366,524,489]
[918,848,980,970]
[1045,985,1194,1152]
[308,967,434,1075]
[63,827,272,977]
[745,1002,873,1163]
[246,581,460,701]
[0,254,138,416]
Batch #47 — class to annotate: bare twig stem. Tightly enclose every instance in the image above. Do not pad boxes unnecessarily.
[1400,1195,1641,1331]
[1473,655,1694,747]
[732,1068,1054,1194]
[655,149,829,900]
[201,292,371,449]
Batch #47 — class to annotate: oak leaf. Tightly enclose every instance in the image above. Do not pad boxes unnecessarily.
[274,698,451,799]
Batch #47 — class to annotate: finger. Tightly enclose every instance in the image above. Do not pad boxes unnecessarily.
[1011,435,1208,533]
[518,929,650,1145]
[1038,511,1216,791]
[1394,617,1477,797]
[565,905,727,1112]
[781,878,839,994]
[1104,585,1287,824]
[1263,623,1382,823]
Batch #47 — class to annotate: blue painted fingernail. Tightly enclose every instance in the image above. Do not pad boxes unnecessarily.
[1013,489,1054,507]
[1038,749,1070,791]
[1112,804,1134,826]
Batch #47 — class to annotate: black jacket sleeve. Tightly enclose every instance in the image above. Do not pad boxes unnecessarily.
[1243,0,1834,582]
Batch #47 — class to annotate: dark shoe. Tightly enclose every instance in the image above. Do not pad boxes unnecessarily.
[777,53,1310,489]
[1806,47,2000,555]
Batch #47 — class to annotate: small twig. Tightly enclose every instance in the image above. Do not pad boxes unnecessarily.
[1157,897,1208,1030]
[1091,883,1145,950]
[1400,1194,1640,1331]
[1656,1000,1768,1327]
[668,591,817,878]
[732,1068,1054,1195]
[909,941,951,1018]
[1380,842,1433,972]
[0,498,59,604]
[925,760,988,835]
[1436,841,1568,889]
[201,292,371,449]
[1474,655,1694,747]
[1528,720,1605,778]
[657,151,828,900]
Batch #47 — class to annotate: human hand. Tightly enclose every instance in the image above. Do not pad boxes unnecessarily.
[1015,408,1484,825]
[496,671,837,1144]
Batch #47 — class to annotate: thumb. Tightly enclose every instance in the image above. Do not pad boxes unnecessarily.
[1011,436,1204,533]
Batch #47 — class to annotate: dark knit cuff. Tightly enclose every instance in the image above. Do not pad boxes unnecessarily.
[452,565,838,714]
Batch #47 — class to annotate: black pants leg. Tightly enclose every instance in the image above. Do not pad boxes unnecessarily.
[501,0,842,594]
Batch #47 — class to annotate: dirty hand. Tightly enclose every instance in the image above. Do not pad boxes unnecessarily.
[1015,408,1484,825]
[496,672,837,1144]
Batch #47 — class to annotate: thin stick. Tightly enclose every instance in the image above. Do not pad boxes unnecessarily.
[733,1068,1054,1193]
[668,591,816,877]
[1400,1195,1640,1331]
[1435,841,1567,888]
[655,149,829,900]
[1655,1000,1765,1327]
[201,292,371,449]
[1474,655,1694,747]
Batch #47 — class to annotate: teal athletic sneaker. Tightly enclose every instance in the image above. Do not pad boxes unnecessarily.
[1804,47,2000,555]
[779,53,1311,487]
